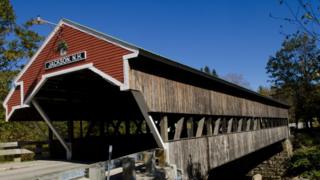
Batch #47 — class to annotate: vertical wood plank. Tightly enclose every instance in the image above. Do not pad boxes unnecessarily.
[206,117,213,136]
[227,118,233,133]
[213,118,221,135]
[246,118,251,131]
[174,117,184,140]
[196,118,205,137]
[168,126,289,174]
[160,116,168,142]
[253,118,258,130]
[129,69,289,118]
[237,118,243,132]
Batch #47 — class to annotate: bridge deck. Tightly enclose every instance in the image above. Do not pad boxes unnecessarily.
[0,160,90,180]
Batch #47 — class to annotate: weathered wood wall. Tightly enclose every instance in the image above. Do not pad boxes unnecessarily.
[167,126,289,178]
[129,69,288,118]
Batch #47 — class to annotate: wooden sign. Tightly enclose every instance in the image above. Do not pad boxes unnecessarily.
[45,51,86,70]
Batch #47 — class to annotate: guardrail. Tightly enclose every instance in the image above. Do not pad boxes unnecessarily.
[32,148,176,180]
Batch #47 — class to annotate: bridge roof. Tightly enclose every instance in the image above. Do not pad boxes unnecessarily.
[3,18,289,121]
[63,19,289,108]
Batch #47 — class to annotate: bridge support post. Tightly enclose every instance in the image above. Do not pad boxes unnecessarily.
[196,117,205,137]
[237,118,243,132]
[253,118,258,130]
[213,118,221,135]
[174,117,184,140]
[206,117,213,136]
[32,99,72,160]
[246,118,251,131]
[89,162,105,180]
[227,118,233,133]
[160,116,168,142]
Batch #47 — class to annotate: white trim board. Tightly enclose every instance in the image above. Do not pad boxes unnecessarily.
[2,20,65,120]
[121,52,139,90]
[11,19,139,88]
[5,62,131,121]
[3,18,141,121]
[24,63,95,104]
[13,20,65,85]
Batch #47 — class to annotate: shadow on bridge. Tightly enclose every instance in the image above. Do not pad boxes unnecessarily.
[207,141,284,179]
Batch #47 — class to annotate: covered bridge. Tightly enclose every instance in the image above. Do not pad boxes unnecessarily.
[3,19,289,177]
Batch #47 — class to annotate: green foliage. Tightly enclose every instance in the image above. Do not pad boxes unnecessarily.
[0,0,45,143]
[288,146,320,178]
[293,131,320,149]
[200,65,218,77]
[0,73,49,142]
[257,86,270,96]
[266,33,320,127]
[0,0,43,71]
[0,71,17,125]
[286,129,320,178]
[267,33,320,89]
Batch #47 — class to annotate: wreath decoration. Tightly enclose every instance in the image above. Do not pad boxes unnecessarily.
[56,40,68,56]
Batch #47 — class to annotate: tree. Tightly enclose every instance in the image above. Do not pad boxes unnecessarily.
[0,0,43,116]
[275,0,320,41]
[0,0,43,71]
[222,73,250,88]
[200,65,218,77]
[0,0,44,142]
[257,86,275,97]
[266,33,320,128]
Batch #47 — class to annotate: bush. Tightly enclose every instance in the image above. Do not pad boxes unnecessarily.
[292,130,320,149]
[288,146,320,179]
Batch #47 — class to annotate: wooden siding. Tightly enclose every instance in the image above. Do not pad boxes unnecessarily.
[129,69,288,118]
[6,86,21,114]
[168,126,289,177]
[19,24,132,101]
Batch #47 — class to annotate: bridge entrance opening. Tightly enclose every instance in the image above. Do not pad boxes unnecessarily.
[11,69,158,161]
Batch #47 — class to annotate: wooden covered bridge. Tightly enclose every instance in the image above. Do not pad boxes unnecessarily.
[3,19,289,178]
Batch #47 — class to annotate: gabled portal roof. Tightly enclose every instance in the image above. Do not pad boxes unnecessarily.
[3,18,288,122]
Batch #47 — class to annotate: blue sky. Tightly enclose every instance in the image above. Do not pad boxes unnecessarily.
[11,0,296,90]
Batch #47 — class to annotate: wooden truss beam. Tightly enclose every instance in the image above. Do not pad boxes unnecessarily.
[32,99,72,160]
[196,117,205,137]
[174,117,184,140]
[131,90,165,149]
[213,118,221,135]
